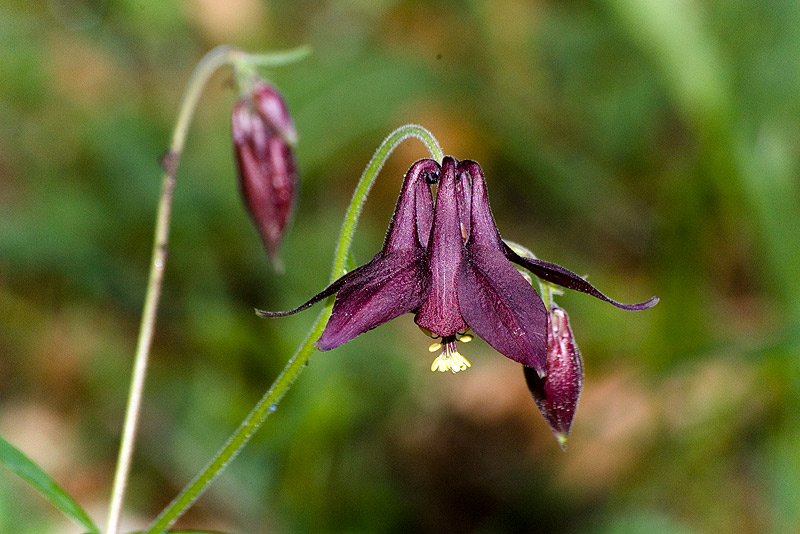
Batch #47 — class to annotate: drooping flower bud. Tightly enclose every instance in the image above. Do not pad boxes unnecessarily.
[232,82,298,267]
[524,306,584,449]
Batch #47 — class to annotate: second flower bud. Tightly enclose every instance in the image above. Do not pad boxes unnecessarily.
[232,82,298,268]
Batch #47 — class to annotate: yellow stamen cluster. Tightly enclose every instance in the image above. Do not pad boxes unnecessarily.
[428,333,473,373]
[429,348,471,373]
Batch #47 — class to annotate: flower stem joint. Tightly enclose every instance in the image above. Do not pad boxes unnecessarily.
[232,82,298,268]
[258,156,657,446]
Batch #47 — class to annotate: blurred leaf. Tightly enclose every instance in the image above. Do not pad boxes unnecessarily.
[0,436,99,534]
[607,0,731,125]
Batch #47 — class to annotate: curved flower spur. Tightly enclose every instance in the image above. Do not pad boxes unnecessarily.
[257,156,657,444]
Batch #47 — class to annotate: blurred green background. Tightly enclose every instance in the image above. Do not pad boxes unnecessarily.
[2,0,800,532]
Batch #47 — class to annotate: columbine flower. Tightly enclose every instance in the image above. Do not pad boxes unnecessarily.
[258,156,657,379]
[232,82,298,267]
[524,306,583,449]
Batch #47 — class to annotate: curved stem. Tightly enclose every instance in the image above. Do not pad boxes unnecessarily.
[144,124,442,533]
[332,124,443,278]
[106,45,235,534]
[106,45,308,534]
[231,45,313,96]
[243,45,313,68]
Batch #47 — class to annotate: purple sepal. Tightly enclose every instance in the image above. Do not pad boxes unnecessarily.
[504,244,659,311]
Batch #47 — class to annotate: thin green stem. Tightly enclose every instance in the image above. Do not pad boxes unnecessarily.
[106,45,308,534]
[231,45,313,96]
[106,45,234,534]
[242,45,313,68]
[541,282,554,311]
[331,124,443,278]
[144,124,442,534]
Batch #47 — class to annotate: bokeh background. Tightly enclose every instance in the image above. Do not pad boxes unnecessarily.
[2,1,800,532]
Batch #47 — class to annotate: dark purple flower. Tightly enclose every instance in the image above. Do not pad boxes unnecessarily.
[232,82,298,267]
[258,156,657,378]
[524,306,583,449]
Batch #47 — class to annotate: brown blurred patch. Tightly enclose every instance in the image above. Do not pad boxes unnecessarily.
[391,102,491,166]
[182,0,268,44]
[0,402,104,509]
[48,32,124,111]
[556,368,659,493]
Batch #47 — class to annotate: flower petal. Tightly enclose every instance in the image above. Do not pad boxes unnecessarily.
[458,244,549,375]
[318,159,437,349]
[415,157,468,337]
[457,159,503,250]
[317,250,428,350]
[384,159,438,252]
[258,158,436,344]
[504,243,659,311]
[255,263,365,318]
[453,159,549,374]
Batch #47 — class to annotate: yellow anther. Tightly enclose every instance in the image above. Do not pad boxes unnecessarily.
[428,343,442,352]
[430,350,471,373]
[429,337,471,373]
[457,334,473,343]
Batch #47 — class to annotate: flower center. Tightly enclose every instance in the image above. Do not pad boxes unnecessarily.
[428,333,473,373]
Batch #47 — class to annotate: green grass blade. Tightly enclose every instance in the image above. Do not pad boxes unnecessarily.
[0,435,100,533]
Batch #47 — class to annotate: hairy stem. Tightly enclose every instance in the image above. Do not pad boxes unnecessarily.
[145,124,442,533]
[106,45,308,534]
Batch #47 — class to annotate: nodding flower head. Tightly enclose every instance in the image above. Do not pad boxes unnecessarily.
[257,156,657,440]
[232,82,298,267]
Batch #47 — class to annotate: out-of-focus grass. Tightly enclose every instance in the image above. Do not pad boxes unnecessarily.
[2,0,799,532]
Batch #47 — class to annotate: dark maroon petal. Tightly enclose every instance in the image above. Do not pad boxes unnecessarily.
[264,137,297,251]
[504,243,659,311]
[443,159,550,373]
[415,166,435,249]
[255,262,368,318]
[453,159,548,374]
[458,244,549,376]
[524,306,584,449]
[317,250,429,350]
[318,160,436,349]
[415,156,468,338]
[458,159,503,250]
[259,157,434,350]
[455,166,472,243]
[384,159,439,253]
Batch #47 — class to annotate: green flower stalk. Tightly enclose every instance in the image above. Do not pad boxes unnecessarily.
[144,124,443,534]
[108,44,309,534]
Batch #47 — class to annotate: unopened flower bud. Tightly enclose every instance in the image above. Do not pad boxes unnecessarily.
[232,82,298,267]
[524,306,584,449]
